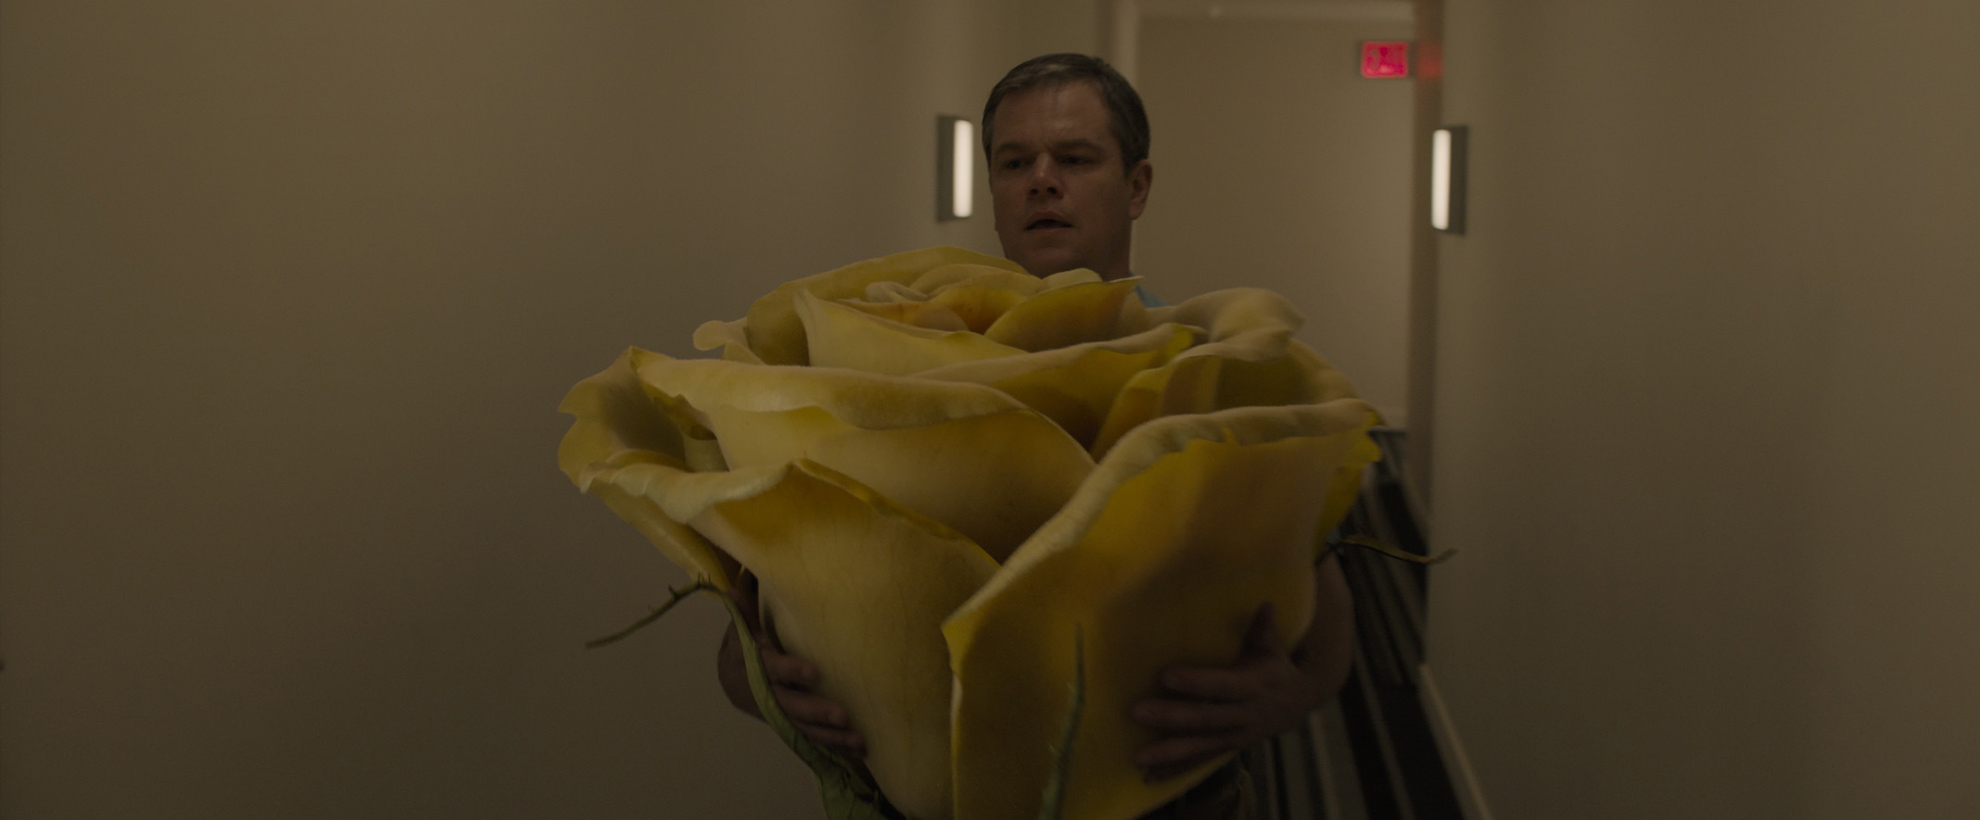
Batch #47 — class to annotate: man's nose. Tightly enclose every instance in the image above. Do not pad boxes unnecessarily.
[1026,158,1061,196]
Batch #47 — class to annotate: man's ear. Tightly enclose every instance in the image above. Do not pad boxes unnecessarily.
[1127,159,1153,220]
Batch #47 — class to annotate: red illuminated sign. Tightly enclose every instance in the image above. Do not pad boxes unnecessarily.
[1360,41,1411,79]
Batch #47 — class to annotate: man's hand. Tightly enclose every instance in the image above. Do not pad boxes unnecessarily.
[717,571,867,760]
[1129,559,1355,783]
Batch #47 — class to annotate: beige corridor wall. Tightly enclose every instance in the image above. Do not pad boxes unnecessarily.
[1421,0,1980,817]
[1135,15,1415,425]
[0,2,1094,817]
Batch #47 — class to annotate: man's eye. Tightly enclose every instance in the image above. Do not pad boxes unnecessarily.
[1060,155,1090,166]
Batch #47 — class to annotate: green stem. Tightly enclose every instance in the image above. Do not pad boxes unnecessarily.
[1037,627,1086,820]
[584,583,708,649]
[710,588,903,820]
[1340,535,1458,565]
[587,581,900,819]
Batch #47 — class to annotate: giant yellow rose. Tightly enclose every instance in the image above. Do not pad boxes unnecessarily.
[559,247,1378,820]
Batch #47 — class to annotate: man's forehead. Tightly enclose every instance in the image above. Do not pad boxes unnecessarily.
[988,82,1117,154]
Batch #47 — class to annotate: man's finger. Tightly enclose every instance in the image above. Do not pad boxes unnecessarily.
[1241,602,1284,658]
[1158,667,1263,703]
[760,651,821,689]
[795,723,867,760]
[728,570,764,628]
[774,687,851,729]
[1130,696,1250,733]
[1135,732,1243,782]
[781,688,868,759]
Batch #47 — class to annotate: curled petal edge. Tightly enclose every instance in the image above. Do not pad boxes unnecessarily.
[795,289,1027,376]
[742,247,1025,366]
[636,354,1042,432]
[944,399,1381,820]
[681,458,1000,820]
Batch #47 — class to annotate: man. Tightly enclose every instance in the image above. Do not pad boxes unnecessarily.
[716,54,1355,817]
[982,53,1151,284]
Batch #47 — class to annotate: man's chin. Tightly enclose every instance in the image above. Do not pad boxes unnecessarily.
[1012,248,1084,278]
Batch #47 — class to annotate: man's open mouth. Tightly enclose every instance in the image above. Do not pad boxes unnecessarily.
[1027,218,1071,230]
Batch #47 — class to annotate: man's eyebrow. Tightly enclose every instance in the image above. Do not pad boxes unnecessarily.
[991,137,1109,157]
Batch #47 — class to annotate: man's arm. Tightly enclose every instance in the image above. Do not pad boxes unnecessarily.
[1128,552,1356,782]
[717,572,867,760]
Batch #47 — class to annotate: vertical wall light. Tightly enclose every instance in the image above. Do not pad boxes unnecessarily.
[1431,125,1467,234]
[937,115,975,221]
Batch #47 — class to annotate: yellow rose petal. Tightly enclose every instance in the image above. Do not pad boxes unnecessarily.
[558,352,744,590]
[1089,357,1222,459]
[864,280,929,303]
[1287,341,1363,405]
[984,277,1144,352]
[741,247,1024,365]
[930,283,1034,334]
[1089,288,1366,458]
[683,459,1000,820]
[558,349,741,587]
[830,297,971,332]
[638,357,1095,563]
[944,400,1380,820]
[913,265,1054,332]
[557,348,688,481]
[1116,290,1155,337]
[636,355,1019,428]
[1040,268,1103,288]
[1168,287,1302,341]
[570,452,743,589]
[796,290,1026,376]
[917,324,1199,449]
[911,263,1045,297]
[691,318,766,365]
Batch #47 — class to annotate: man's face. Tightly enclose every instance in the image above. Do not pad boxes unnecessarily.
[987,82,1152,282]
